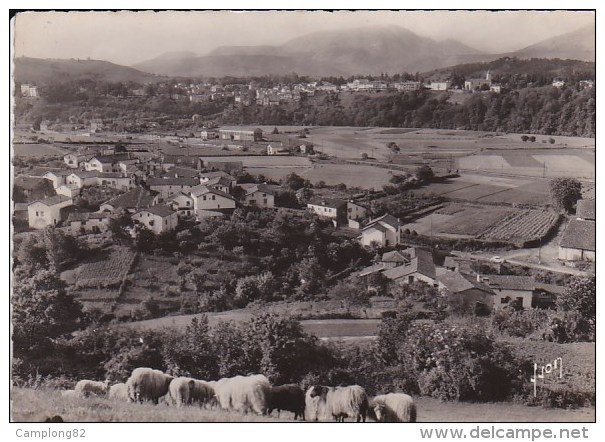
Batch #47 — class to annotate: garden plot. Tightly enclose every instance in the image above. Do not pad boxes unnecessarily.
[403,204,517,238]
[479,209,560,244]
[74,247,136,289]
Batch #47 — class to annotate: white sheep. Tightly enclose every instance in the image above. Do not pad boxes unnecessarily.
[108,383,130,402]
[168,377,196,407]
[126,367,173,404]
[370,393,417,422]
[74,380,109,398]
[306,385,368,422]
[214,374,271,415]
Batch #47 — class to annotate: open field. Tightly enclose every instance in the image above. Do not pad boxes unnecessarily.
[458,150,595,180]
[12,143,69,157]
[11,388,594,423]
[306,127,594,162]
[404,204,517,238]
[410,175,557,206]
[248,163,395,189]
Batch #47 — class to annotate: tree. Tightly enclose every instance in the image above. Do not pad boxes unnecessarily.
[549,177,582,213]
[521,135,529,142]
[12,269,85,355]
[415,165,434,183]
[361,153,369,160]
[529,136,536,143]
[284,172,307,191]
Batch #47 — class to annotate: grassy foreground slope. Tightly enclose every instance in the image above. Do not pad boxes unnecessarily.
[11,388,594,423]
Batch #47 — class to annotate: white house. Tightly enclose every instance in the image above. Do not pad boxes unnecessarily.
[43,170,72,189]
[55,185,80,198]
[64,152,95,169]
[478,275,535,310]
[307,198,348,226]
[66,171,99,188]
[190,185,237,219]
[132,205,179,235]
[67,212,110,234]
[147,177,200,202]
[429,81,451,91]
[27,195,73,229]
[199,171,237,187]
[267,144,290,155]
[347,201,367,221]
[97,172,135,191]
[360,214,402,247]
[242,183,275,208]
[166,192,195,218]
[382,248,437,286]
[558,219,595,262]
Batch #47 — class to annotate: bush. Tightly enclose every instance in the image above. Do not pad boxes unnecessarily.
[388,321,526,401]
[522,384,595,409]
[491,308,551,338]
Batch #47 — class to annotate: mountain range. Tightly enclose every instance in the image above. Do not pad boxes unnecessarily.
[132,24,594,78]
[14,24,595,83]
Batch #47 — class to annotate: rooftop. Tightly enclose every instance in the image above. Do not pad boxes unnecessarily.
[147,177,200,187]
[481,274,535,291]
[28,195,72,207]
[576,199,595,220]
[104,187,158,210]
[137,204,175,218]
[559,219,595,251]
[308,198,347,209]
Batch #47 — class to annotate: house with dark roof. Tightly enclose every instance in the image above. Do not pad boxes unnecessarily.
[478,274,535,310]
[347,201,367,221]
[438,271,495,315]
[199,171,237,187]
[63,152,95,168]
[190,184,237,219]
[576,199,595,221]
[43,170,73,189]
[27,195,73,229]
[147,177,200,202]
[241,183,275,208]
[99,186,159,213]
[67,212,111,234]
[161,167,200,179]
[307,198,348,226]
[558,219,595,262]
[360,214,402,247]
[132,205,178,234]
[380,250,410,268]
[204,176,233,194]
[382,247,437,286]
[85,154,131,173]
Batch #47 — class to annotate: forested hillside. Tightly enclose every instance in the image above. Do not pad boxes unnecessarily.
[225,87,595,137]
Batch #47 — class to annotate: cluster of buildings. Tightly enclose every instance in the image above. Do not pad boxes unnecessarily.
[15,143,280,236]
[358,245,564,314]
[20,83,39,98]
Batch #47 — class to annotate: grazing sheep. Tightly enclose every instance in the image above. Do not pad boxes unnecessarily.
[268,384,305,420]
[108,383,130,402]
[168,377,196,407]
[190,379,215,406]
[74,380,109,398]
[126,367,173,404]
[370,393,417,423]
[214,374,271,415]
[306,385,368,422]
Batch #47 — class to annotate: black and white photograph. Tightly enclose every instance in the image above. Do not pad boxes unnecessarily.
[8,6,597,432]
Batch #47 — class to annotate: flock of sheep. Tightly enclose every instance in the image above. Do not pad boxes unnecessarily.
[63,367,417,423]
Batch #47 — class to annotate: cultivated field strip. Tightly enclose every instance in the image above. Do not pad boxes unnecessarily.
[479,209,560,242]
[75,247,137,289]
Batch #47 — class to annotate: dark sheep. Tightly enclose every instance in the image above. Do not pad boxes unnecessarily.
[267,384,306,420]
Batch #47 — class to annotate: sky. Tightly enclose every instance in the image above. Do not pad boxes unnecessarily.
[12,10,595,66]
